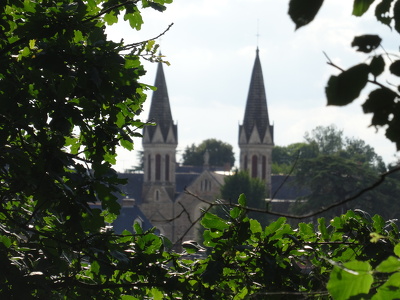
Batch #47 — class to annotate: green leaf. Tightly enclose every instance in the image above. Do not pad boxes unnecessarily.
[0,236,12,248]
[353,0,375,16]
[233,287,248,300]
[265,217,286,236]
[389,60,400,76]
[116,111,125,128]
[120,139,134,151]
[104,152,117,165]
[203,230,217,247]
[372,272,400,300]
[375,0,394,27]
[372,214,385,232]
[249,219,262,234]
[394,0,400,33]
[318,217,329,240]
[125,58,141,69]
[288,0,324,29]
[298,222,315,239]
[149,287,163,300]
[104,11,118,25]
[134,222,143,234]
[29,39,35,49]
[146,40,156,51]
[201,212,230,231]
[90,260,100,275]
[147,2,167,12]
[326,63,370,106]
[370,55,385,78]
[394,243,400,257]
[362,88,396,126]
[230,207,241,219]
[327,260,373,300]
[370,232,385,243]
[376,256,400,273]
[385,115,400,149]
[73,30,84,43]
[19,46,30,59]
[124,8,144,30]
[238,193,247,206]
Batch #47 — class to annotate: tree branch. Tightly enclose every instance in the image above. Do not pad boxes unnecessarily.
[185,165,400,220]
[271,150,300,200]
[121,23,174,49]
[83,0,140,24]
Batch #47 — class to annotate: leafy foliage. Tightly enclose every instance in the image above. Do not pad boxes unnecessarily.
[272,125,386,175]
[219,171,268,225]
[289,0,400,150]
[0,0,172,297]
[182,200,400,299]
[182,138,235,168]
[272,142,318,174]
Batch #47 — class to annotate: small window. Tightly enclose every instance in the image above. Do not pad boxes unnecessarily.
[147,154,151,181]
[252,155,258,178]
[262,155,266,180]
[155,154,161,181]
[165,154,170,181]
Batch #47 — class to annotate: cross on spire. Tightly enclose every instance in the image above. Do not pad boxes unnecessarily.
[256,19,260,47]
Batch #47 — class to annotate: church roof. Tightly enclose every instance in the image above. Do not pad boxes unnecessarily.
[242,48,273,142]
[144,61,177,142]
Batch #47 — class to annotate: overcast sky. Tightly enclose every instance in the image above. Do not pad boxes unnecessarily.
[106,0,399,172]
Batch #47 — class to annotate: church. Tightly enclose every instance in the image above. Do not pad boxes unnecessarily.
[112,48,299,246]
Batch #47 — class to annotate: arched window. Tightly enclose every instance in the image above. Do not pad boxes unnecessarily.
[155,189,160,201]
[262,155,266,180]
[165,154,170,181]
[155,154,161,181]
[251,155,258,178]
[147,154,151,181]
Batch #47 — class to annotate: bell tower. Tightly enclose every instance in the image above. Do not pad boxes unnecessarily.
[142,60,178,204]
[239,48,274,188]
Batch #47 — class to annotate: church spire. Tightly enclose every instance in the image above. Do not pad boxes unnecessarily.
[239,48,274,186]
[242,48,273,142]
[145,61,177,142]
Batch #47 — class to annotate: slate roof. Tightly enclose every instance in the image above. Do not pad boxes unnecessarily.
[271,175,306,200]
[116,172,305,204]
[117,173,144,204]
[113,205,155,234]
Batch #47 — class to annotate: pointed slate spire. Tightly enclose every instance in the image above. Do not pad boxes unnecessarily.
[145,61,177,142]
[242,48,273,142]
